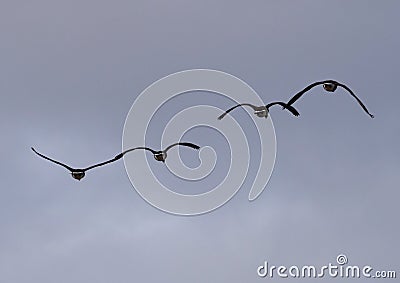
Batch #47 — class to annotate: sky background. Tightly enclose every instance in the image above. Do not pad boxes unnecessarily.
[1,0,399,282]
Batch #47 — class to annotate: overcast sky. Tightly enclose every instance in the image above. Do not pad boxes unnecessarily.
[1,1,399,282]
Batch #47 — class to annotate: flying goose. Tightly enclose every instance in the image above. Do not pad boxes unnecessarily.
[122,142,200,163]
[31,142,200,180]
[286,80,374,118]
[217,102,300,120]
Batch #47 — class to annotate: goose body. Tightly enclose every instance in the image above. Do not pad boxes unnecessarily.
[286,80,374,118]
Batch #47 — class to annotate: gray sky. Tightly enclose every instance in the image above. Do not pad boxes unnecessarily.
[1,1,399,282]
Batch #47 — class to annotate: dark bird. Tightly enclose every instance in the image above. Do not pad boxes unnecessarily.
[31,142,200,180]
[217,102,300,120]
[286,80,374,118]
[31,147,126,181]
[122,142,200,163]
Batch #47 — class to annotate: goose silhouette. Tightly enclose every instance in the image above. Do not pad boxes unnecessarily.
[217,101,300,120]
[286,80,374,118]
[31,142,200,180]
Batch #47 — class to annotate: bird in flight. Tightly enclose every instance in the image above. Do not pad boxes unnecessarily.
[286,80,374,118]
[122,142,200,163]
[31,142,200,180]
[217,102,300,120]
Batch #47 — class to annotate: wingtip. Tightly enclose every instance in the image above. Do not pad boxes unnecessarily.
[292,110,300,117]
[187,143,200,150]
[218,112,227,120]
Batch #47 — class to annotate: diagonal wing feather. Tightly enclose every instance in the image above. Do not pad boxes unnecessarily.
[164,142,200,153]
[83,154,124,171]
[286,81,326,105]
[217,103,259,120]
[337,82,374,118]
[31,147,75,172]
[266,101,300,116]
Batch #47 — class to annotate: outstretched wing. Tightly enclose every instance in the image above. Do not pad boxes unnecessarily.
[217,103,258,120]
[85,146,163,170]
[164,142,200,153]
[266,101,300,116]
[83,153,124,171]
[31,147,74,172]
[336,82,374,118]
[121,146,158,155]
[286,81,326,106]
